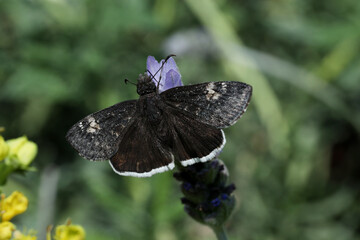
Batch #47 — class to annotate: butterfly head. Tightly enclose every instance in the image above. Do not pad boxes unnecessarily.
[136,74,157,96]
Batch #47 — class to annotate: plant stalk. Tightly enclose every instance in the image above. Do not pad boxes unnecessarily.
[212,226,228,240]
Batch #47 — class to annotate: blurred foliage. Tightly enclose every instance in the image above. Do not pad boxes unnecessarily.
[0,0,359,239]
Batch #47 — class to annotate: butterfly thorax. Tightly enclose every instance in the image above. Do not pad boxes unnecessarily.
[137,93,164,124]
[136,74,163,123]
[137,74,157,96]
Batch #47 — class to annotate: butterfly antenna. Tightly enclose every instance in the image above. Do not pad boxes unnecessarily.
[147,69,159,84]
[151,54,176,92]
[124,79,136,86]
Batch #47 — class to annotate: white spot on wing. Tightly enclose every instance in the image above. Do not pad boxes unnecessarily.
[205,82,221,100]
[221,82,227,91]
[206,82,215,91]
[86,116,101,133]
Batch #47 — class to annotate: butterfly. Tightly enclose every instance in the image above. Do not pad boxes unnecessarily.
[66,56,252,177]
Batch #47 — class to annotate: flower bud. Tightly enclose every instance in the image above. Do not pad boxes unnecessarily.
[6,136,37,167]
[174,159,236,231]
[0,136,9,162]
[0,221,15,240]
[55,223,85,240]
[1,191,28,221]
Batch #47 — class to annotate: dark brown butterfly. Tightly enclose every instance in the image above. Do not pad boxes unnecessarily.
[66,56,252,177]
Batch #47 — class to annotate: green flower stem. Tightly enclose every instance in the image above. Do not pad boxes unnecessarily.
[212,226,228,240]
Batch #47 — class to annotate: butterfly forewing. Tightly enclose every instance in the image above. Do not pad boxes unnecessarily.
[161,81,252,129]
[66,100,137,161]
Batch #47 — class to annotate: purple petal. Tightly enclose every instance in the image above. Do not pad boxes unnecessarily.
[211,198,221,207]
[160,57,179,80]
[160,69,182,92]
[146,55,183,92]
[146,56,161,84]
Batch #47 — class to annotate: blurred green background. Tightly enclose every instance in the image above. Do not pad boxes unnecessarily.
[1,0,360,239]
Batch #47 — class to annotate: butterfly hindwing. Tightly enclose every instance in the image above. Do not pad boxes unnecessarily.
[161,81,252,128]
[109,104,225,176]
[110,117,175,177]
[165,107,225,166]
[66,100,137,161]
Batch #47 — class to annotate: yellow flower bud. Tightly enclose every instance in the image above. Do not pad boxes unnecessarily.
[0,221,15,240]
[6,136,37,167]
[1,191,28,221]
[0,136,9,162]
[6,136,27,155]
[54,224,85,240]
[16,141,37,167]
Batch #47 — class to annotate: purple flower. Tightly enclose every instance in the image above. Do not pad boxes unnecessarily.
[146,56,183,93]
[174,159,236,234]
[220,193,229,200]
[211,198,221,207]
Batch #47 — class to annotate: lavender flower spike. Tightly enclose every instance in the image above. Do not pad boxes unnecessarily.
[173,159,236,240]
[146,56,183,93]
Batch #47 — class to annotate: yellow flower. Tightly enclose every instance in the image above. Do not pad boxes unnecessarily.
[1,191,28,221]
[54,224,85,240]
[13,230,37,240]
[0,136,9,162]
[6,136,37,167]
[0,221,15,240]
